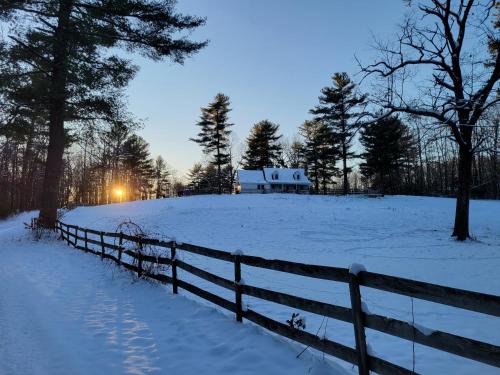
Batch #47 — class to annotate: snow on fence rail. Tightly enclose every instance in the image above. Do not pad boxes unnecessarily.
[54,220,500,375]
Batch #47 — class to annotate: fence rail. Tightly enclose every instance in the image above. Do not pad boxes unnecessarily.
[54,220,500,375]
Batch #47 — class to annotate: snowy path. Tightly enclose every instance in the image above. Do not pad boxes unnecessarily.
[0,215,347,375]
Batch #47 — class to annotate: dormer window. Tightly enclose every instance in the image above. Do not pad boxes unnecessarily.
[293,171,300,181]
[272,171,279,180]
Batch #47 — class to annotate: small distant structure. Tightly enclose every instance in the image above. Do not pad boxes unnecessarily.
[236,168,311,194]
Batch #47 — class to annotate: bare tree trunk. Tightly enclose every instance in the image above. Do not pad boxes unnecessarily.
[20,124,34,210]
[38,0,73,227]
[452,145,473,240]
[342,141,348,195]
[492,118,499,199]
[100,168,107,204]
[216,128,222,195]
[9,143,19,211]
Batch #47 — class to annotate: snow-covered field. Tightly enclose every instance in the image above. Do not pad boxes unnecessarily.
[0,213,346,375]
[2,195,499,374]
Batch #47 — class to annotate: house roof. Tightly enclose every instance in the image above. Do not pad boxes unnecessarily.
[263,168,311,185]
[236,169,267,184]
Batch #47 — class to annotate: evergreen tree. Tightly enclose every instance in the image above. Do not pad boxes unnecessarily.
[242,120,282,169]
[299,120,338,194]
[1,0,206,227]
[191,93,233,194]
[154,156,170,198]
[310,73,366,194]
[122,135,154,200]
[360,116,414,194]
[187,163,205,192]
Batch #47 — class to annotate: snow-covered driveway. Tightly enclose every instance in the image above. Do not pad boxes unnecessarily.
[0,214,346,375]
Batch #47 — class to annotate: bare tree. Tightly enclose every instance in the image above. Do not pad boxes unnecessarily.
[360,0,499,240]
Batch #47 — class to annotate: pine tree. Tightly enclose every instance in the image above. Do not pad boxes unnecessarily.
[122,135,154,200]
[154,156,170,198]
[360,116,414,194]
[1,1,206,227]
[191,93,233,194]
[242,120,282,170]
[187,163,205,193]
[299,120,338,194]
[310,73,366,194]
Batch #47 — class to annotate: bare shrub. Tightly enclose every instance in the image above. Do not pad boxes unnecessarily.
[114,219,170,280]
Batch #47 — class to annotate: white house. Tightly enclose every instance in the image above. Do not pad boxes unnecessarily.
[236,168,311,194]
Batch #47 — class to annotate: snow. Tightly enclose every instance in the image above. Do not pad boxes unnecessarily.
[349,263,366,276]
[262,168,311,185]
[0,214,348,375]
[232,249,244,256]
[236,170,267,184]
[361,301,371,314]
[412,322,436,337]
[53,194,499,375]
[3,194,500,374]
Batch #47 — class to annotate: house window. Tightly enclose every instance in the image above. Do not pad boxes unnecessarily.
[293,171,300,181]
[272,171,279,180]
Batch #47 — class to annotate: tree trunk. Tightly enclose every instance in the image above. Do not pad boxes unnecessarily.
[20,124,34,210]
[492,118,499,199]
[342,141,348,195]
[217,161,222,195]
[452,145,473,240]
[314,163,319,193]
[38,0,73,228]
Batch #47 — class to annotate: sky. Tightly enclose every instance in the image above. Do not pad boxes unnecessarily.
[126,0,409,177]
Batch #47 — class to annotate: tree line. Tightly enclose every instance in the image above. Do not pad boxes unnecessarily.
[188,78,498,201]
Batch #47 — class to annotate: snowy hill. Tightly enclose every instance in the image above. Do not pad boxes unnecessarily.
[2,194,499,374]
[59,194,500,374]
[63,194,499,291]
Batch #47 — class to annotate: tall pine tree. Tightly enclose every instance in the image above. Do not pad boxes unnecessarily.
[1,0,206,227]
[122,134,154,201]
[299,120,338,194]
[191,93,233,194]
[310,73,366,194]
[242,120,282,169]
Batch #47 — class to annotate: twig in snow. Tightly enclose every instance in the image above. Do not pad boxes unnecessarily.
[296,315,326,359]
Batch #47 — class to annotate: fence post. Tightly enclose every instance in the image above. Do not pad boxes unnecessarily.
[74,226,78,247]
[137,239,143,278]
[348,270,369,375]
[234,252,243,322]
[57,222,62,240]
[118,231,123,265]
[84,229,88,252]
[66,224,70,246]
[170,242,178,294]
[100,232,105,260]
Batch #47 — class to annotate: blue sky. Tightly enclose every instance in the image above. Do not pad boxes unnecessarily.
[127,0,408,176]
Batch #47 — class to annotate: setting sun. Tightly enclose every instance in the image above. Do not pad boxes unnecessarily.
[114,188,124,198]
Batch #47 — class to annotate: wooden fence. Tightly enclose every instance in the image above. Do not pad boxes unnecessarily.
[54,220,500,375]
